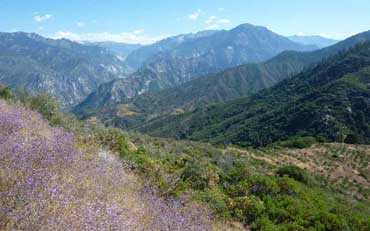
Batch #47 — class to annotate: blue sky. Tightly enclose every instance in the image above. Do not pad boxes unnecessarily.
[1,0,370,44]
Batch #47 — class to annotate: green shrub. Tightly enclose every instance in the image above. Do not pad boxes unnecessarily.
[249,175,280,196]
[95,129,129,155]
[181,160,220,190]
[277,177,301,195]
[276,165,309,184]
[0,85,12,100]
[280,136,317,149]
[225,180,249,197]
[222,164,251,185]
[344,133,359,144]
[315,212,347,231]
[20,93,64,126]
[233,195,265,223]
[252,216,279,231]
[199,188,231,219]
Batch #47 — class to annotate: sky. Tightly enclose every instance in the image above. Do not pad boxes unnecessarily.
[0,0,370,44]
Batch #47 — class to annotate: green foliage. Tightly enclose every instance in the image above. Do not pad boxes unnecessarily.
[76,28,370,135]
[232,195,265,223]
[249,175,280,196]
[0,85,11,99]
[199,188,231,219]
[345,133,360,144]
[279,136,317,149]
[143,42,370,148]
[25,94,63,126]
[181,160,220,190]
[276,165,310,184]
[126,134,370,231]
[95,128,130,154]
[4,85,368,230]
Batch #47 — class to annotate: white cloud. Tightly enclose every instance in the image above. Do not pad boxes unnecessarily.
[205,16,217,24]
[318,33,336,39]
[293,32,351,40]
[49,31,169,44]
[188,9,201,20]
[33,14,53,23]
[205,16,230,25]
[218,19,230,24]
[133,29,145,35]
[206,24,220,30]
[204,16,230,30]
[296,32,306,36]
[76,22,85,28]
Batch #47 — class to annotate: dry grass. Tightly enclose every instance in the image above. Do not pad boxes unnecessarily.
[228,143,370,199]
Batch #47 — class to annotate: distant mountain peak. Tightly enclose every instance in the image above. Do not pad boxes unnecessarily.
[0,32,131,109]
[288,35,338,48]
[231,23,268,32]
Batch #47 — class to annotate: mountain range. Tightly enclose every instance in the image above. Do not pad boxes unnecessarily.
[288,35,338,48]
[135,41,370,147]
[0,20,369,231]
[74,24,318,116]
[124,30,219,70]
[74,29,370,133]
[0,24,318,110]
[0,32,130,108]
[86,41,143,62]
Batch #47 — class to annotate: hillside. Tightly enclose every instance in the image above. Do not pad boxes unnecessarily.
[1,87,369,230]
[2,1,370,231]
[127,133,370,230]
[0,98,217,230]
[74,24,315,115]
[0,32,129,108]
[136,42,370,147]
[74,30,370,130]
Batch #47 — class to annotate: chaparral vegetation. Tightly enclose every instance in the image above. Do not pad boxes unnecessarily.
[0,93,213,231]
[0,86,369,230]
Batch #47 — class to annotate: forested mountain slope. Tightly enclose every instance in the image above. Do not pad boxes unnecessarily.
[74,30,370,131]
[138,42,370,147]
[74,24,315,116]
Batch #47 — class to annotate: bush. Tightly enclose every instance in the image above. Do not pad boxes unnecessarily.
[280,136,317,149]
[181,160,219,190]
[199,188,231,219]
[17,93,64,126]
[95,129,129,155]
[344,133,359,144]
[225,180,249,197]
[277,177,300,195]
[252,216,279,231]
[0,85,12,99]
[233,195,265,223]
[276,165,309,184]
[249,175,280,196]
